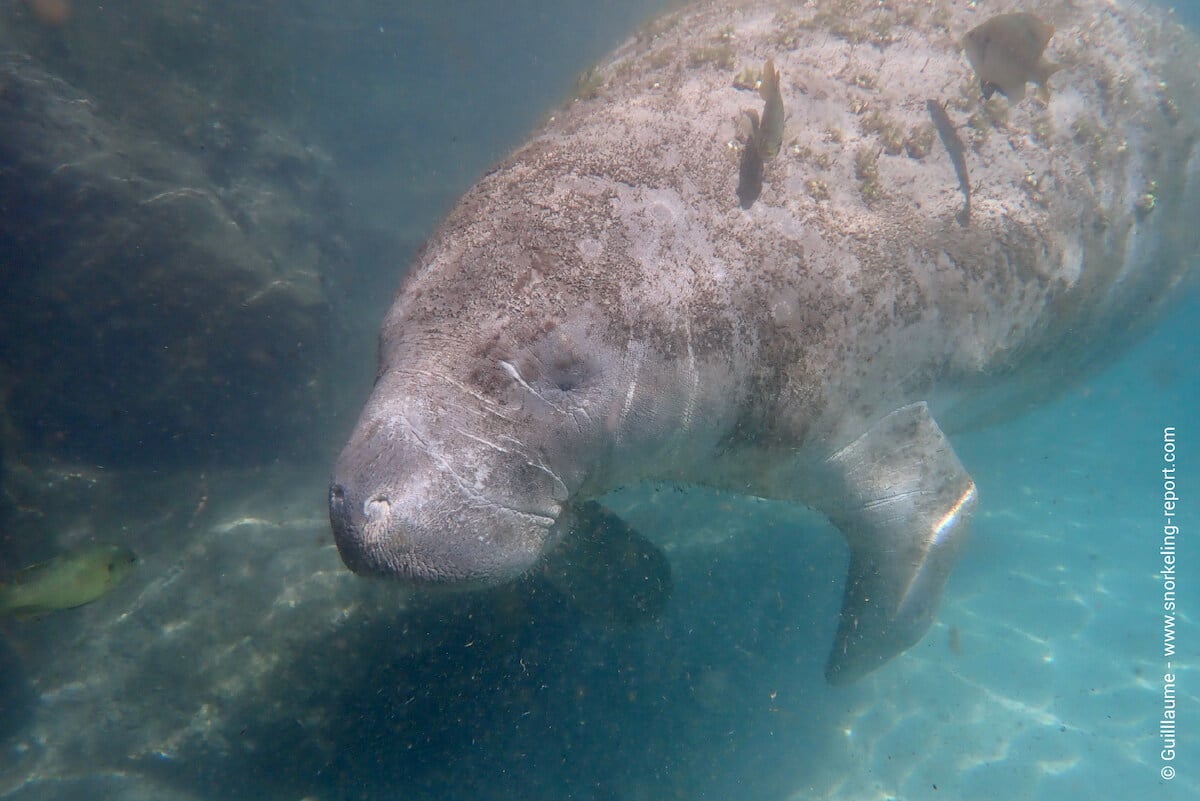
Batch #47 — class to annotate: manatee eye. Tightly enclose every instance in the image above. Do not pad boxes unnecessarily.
[544,352,594,393]
[549,362,583,392]
[503,329,601,399]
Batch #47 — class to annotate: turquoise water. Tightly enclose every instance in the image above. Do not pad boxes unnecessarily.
[0,2,1196,800]
[4,305,1189,800]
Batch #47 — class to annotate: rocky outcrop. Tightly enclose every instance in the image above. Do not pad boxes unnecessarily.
[0,51,354,466]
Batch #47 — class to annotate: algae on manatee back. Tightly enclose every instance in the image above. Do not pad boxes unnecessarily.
[0,543,137,618]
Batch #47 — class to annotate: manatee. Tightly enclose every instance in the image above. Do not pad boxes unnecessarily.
[329,0,1199,683]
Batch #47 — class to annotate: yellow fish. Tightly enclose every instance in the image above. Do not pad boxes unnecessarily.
[964,12,1062,104]
[0,543,137,618]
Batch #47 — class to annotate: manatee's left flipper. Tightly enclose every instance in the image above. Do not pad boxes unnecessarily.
[540,501,673,627]
[818,402,977,684]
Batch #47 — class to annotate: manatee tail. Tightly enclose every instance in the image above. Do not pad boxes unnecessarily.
[817,402,976,685]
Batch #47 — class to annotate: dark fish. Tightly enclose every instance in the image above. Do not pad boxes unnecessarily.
[737,110,764,209]
[926,99,971,225]
[736,58,785,209]
[964,12,1062,104]
[948,625,962,656]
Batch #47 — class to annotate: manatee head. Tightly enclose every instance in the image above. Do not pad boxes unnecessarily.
[329,307,623,585]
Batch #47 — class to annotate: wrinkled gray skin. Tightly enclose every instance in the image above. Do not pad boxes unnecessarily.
[331,0,1198,683]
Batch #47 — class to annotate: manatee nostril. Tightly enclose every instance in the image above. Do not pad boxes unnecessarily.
[364,494,392,520]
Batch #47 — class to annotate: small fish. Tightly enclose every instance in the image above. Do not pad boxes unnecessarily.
[737,109,765,209]
[756,58,784,161]
[927,99,971,225]
[0,543,137,618]
[736,58,785,209]
[963,12,1061,104]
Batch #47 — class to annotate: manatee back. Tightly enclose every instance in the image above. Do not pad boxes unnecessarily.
[405,0,1198,439]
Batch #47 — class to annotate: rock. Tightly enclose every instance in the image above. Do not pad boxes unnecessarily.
[0,53,349,466]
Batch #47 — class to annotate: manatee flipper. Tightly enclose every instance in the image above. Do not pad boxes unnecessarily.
[818,402,976,684]
[541,501,672,627]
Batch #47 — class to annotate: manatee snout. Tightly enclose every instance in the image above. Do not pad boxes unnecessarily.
[328,480,399,576]
[328,417,564,585]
